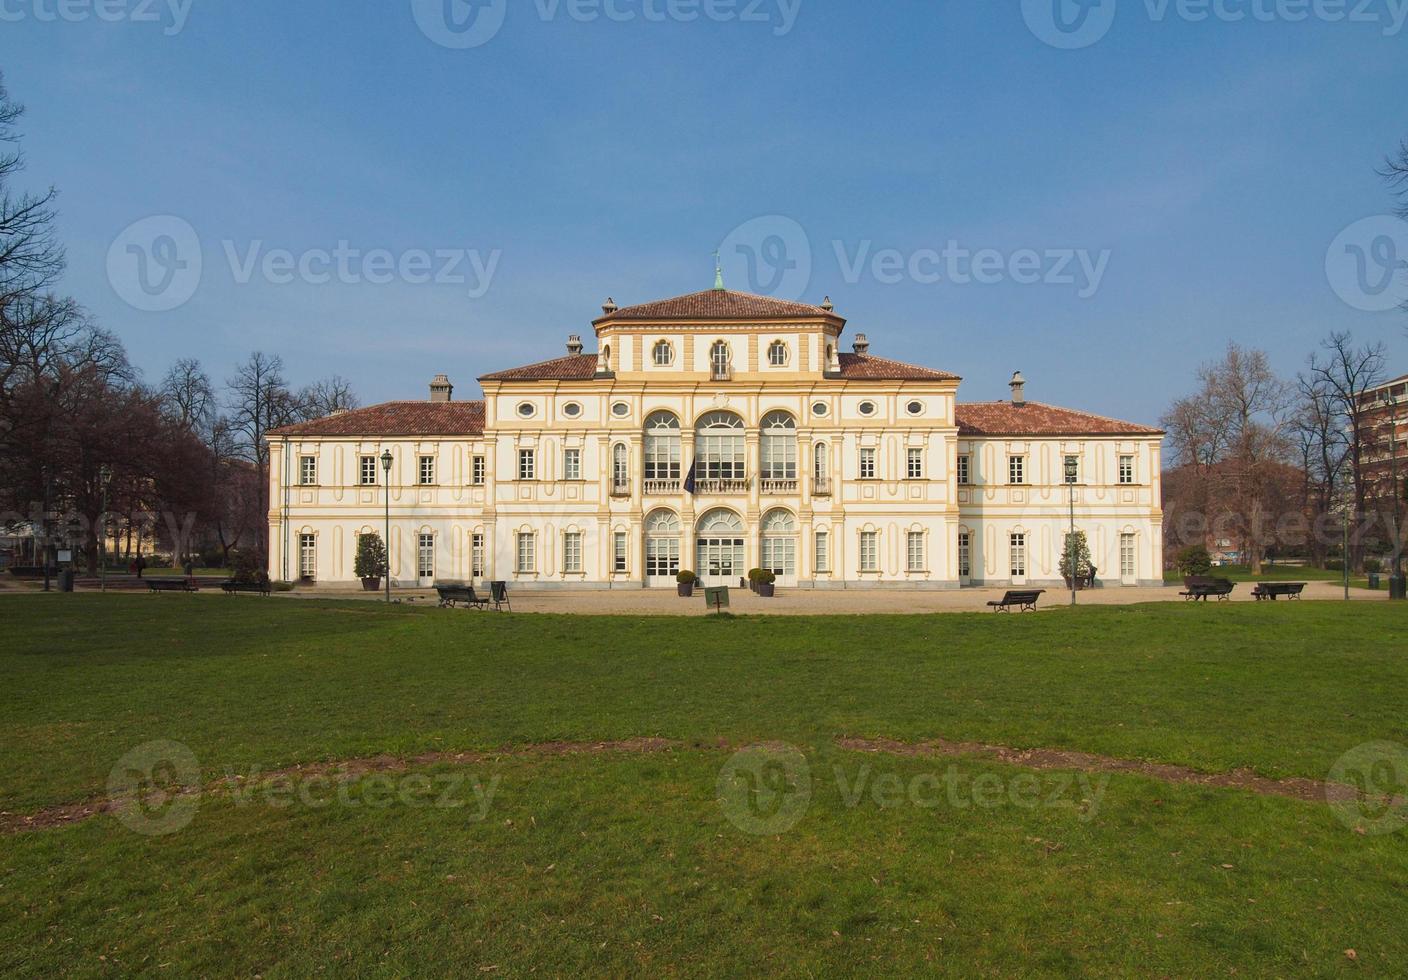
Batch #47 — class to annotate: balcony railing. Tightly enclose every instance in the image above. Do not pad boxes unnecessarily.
[760,477,798,494]
[611,482,631,497]
[812,478,831,497]
[644,479,681,495]
[710,365,734,382]
[694,478,749,494]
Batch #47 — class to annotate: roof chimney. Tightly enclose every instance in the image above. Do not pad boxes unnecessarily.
[821,296,834,313]
[1009,371,1026,407]
[566,334,584,356]
[852,333,870,355]
[601,297,618,315]
[429,374,454,403]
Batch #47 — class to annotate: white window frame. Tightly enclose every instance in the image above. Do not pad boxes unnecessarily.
[298,533,316,579]
[907,448,924,480]
[767,340,788,366]
[418,533,435,579]
[859,447,876,480]
[471,455,486,486]
[859,530,879,572]
[653,341,673,366]
[613,531,628,574]
[300,455,317,486]
[1119,455,1135,485]
[1009,533,1027,577]
[1008,455,1025,486]
[1120,532,1137,579]
[957,454,970,485]
[563,448,582,481]
[419,455,435,486]
[958,531,971,579]
[471,533,485,578]
[518,449,536,481]
[516,532,536,574]
[563,531,583,573]
[360,455,377,486]
[907,531,925,572]
[815,530,830,573]
[761,412,797,480]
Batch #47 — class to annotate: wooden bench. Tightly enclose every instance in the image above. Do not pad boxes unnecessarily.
[1180,576,1236,602]
[220,580,271,596]
[987,589,1044,612]
[436,584,489,610]
[147,578,199,594]
[1251,582,1306,601]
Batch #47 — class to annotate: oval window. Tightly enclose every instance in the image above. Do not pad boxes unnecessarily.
[611,402,631,418]
[858,401,877,417]
[517,402,537,419]
[562,402,582,419]
[906,400,924,416]
[812,401,829,418]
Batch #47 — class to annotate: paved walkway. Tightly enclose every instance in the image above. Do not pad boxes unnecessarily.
[282,579,1387,616]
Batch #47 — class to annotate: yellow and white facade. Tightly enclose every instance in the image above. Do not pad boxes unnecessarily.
[268,289,1164,590]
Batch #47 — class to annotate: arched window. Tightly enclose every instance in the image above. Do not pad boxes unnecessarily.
[652,341,673,366]
[612,443,630,494]
[760,509,797,578]
[813,442,830,493]
[644,411,681,484]
[767,341,788,366]
[696,412,745,483]
[697,509,744,535]
[645,509,681,582]
[695,509,745,583]
[760,411,797,481]
[710,341,731,380]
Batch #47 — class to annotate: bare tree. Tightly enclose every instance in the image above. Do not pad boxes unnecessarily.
[0,73,63,308]
[159,358,215,434]
[1380,137,1408,221]
[225,352,304,552]
[1291,372,1350,565]
[299,374,359,420]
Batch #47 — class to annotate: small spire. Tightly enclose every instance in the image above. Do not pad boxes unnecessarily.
[712,250,725,291]
[821,296,834,312]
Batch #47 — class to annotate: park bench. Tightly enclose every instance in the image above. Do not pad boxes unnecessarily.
[436,583,489,609]
[1251,582,1306,601]
[1180,576,1236,602]
[220,580,271,596]
[148,578,199,594]
[987,589,1044,612]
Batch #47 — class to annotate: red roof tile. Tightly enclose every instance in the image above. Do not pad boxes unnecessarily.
[268,401,485,438]
[595,289,842,324]
[836,353,960,382]
[956,401,1162,437]
[479,354,600,382]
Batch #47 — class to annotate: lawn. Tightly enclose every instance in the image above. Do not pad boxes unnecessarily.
[1163,563,1375,590]
[2,596,1405,975]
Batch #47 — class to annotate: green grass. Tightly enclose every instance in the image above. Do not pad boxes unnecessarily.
[1163,563,1373,589]
[2,596,1405,975]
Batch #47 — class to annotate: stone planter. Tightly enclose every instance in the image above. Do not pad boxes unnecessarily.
[757,582,775,598]
[677,582,695,597]
[361,577,381,591]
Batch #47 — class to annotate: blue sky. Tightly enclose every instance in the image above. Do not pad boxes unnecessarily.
[6,0,1407,423]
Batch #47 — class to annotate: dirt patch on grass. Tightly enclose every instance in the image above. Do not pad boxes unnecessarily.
[836,736,1360,804]
[1,737,685,835]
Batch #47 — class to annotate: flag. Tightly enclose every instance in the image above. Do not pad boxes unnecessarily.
[683,459,697,495]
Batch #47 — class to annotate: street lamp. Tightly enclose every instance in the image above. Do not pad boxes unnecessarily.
[1388,394,1405,600]
[380,450,393,604]
[99,465,112,593]
[1065,455,1079,607]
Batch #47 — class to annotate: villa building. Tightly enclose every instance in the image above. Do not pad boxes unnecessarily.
[266,287,1164,590]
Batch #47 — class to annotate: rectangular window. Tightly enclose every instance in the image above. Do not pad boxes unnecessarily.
[516,532,536,574]
[360,455,377,486]
[471,533,485,578]
[859,447,876,480]
[907,531,925,572]
[958,531,971,578]
[1121,533,1137,579]
[860,530,879,572]
[419,456,435,486]
[1064,455,1080,484]
[563,531,583,573]
[815,530,830,573]
[563,448,581,481]
[300,455,317,486]
[418,533,434,579]
[1119,455,1135,485]
[518,449,535,481]
[957,454,970,485]
[472,456,486,486]
[298,533,316,579]
[613,532,628,574]
[1010,533,1027,577]
[1008,455,1025,485]
[907,448,924,480]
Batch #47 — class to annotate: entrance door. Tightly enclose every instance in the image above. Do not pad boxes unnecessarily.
[417,533,435,588]
[645,510,681,588]
[1009,532,1027,586]
[695,509,746,587]
[1120,533,1137,586]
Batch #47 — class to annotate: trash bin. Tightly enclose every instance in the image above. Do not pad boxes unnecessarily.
[1367,573,1381,590]
[59,569,75,593]
[1391,574,1407,601]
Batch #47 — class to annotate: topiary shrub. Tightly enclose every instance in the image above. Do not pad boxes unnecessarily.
[355,533,388,581]
[1175,544,1213,577]
[676,570,698,585]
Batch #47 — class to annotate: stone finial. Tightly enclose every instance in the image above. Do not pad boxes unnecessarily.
[821,296,834,312]
[601,297,618,315]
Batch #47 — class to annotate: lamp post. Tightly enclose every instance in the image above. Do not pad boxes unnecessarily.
[41,466,51,593]
[99,465,112,593]
[380,450,393,604]
[1388,395,1405,600]
[1065,456,1078,607]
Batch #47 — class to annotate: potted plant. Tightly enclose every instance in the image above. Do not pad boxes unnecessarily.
[747,568,765,593]
[756,568,777,598]
[676,570,698,597]
[354,533,387,591]
[1059,530,1092,590]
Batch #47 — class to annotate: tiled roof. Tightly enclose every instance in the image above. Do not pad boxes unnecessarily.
[595,289,841,324]
[836,353,960,381]
[956,401,1162,437]
[479,354,600,382]
[268,401,485,437]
